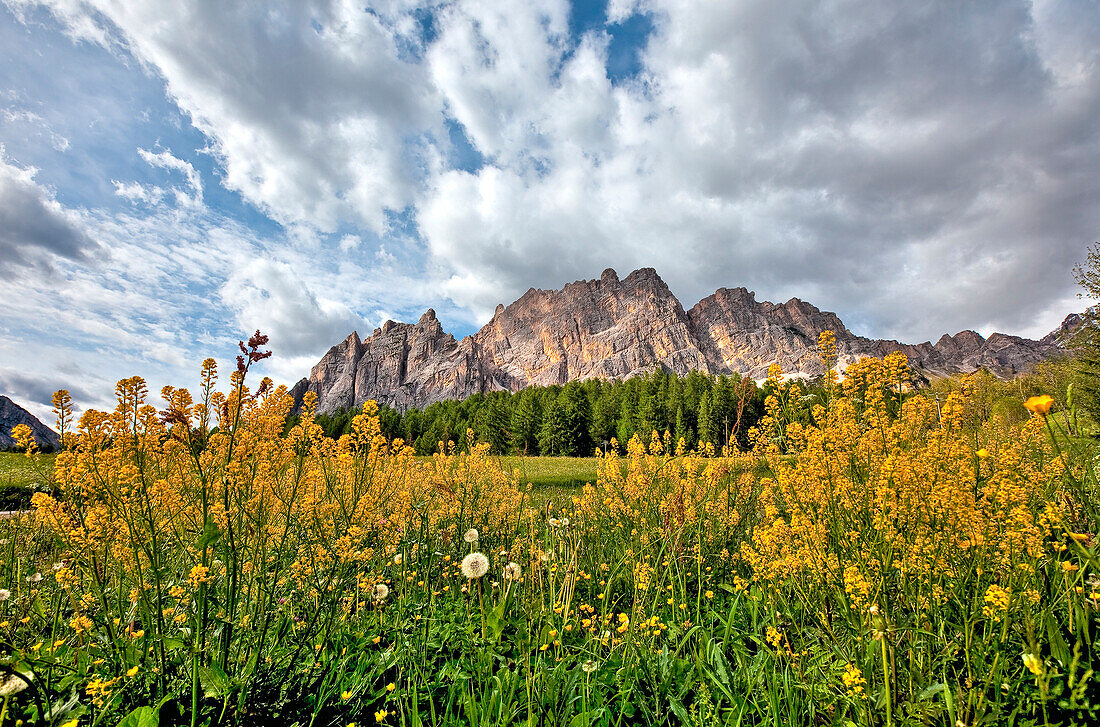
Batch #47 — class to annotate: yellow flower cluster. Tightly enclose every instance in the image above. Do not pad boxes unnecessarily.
[741,353,1058,625]
[5,340,1082,726]
[983,583,1011,621]
[842,662,867,698]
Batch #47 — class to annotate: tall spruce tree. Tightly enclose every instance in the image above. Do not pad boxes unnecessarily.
[697,390,714,447]
[538,396,569,455]
[511,392,542,455]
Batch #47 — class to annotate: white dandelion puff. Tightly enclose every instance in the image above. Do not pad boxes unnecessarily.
[503,562,522,581]
[461,552,489,579]
[0,671,30,696]
[463,528,479,543]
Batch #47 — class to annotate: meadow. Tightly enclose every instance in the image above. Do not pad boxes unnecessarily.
[0,452,55,510]
[0,341,1098,726]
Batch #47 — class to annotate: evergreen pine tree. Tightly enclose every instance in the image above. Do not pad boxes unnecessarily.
[697,390,714,447]
[538,396,569,455]
[510,393,542,455]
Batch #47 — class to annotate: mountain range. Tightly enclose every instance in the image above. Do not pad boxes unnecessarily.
[291,267,1070,415]
[0,395,60,450]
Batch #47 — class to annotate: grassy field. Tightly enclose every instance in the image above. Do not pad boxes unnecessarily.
[417,454,598,489]
[0,450,54,490]
[6,452,595,503]
[493,455,598,489]
[3,378,1098,727]
[6,451,592,491]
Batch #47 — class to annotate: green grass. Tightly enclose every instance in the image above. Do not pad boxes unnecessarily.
[0,451,54,487]
[415,454,599,490]
[0,451,55,509]
[492,455,599,489]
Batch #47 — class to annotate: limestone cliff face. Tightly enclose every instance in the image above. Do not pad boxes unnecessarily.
[689,287,855,378]
[296,309,487,415]
[473,268,710,386]
[293,268,1063,413]
[0,396,60,450]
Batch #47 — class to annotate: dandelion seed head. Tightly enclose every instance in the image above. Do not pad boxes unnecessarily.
[0,671,29,696]
[461,552,489,578]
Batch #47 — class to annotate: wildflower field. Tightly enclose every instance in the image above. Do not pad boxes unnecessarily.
[1,336,1099,727]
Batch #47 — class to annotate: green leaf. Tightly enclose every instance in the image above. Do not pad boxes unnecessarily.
[196,521,222,549]
[198,662,231,698]
[487,597,507,642]
[1045,611,1072,665]
[115,706,159,727]
[917,682,946,701]
[669,696,691,724]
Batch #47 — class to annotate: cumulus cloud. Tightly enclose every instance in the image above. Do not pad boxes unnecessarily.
[12,0,441,233]
[0,149,96,271]
[220,258,367,361]
[419,0,1100,340]
[5,0,1099,362]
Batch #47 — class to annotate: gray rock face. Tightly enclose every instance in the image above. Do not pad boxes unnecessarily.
[0,396,61,450]
[294,268,1063,413]
[1041,313,1084,347]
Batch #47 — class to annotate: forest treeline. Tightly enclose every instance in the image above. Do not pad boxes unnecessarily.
[308,358,1075,456]
[312,369,763,456]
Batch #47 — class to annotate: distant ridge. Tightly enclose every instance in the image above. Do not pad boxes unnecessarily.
[292,268,1065,414]
[0,395,60,450]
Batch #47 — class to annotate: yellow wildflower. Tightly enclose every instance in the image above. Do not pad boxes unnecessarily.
[1023,395,1053,415]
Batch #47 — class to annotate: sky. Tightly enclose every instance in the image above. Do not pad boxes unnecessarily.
[1,0,1098,422]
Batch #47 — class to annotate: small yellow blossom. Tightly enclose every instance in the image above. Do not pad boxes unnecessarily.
[1023,395,1054,415]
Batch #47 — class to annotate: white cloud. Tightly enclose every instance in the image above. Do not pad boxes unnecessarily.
[219,257,366,361]
[0,148,96,271]
[137,147,202,206]
[14,0,442,233]
[5,0,1099,369]
[1,107,70,151]
[417,0,1100,339]
[113,179,164,205]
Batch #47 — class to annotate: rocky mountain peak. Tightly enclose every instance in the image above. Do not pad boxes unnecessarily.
[293,269,1067,412]
[0,396,60,450]
[622,266,668,291]
[1041,312,1085,347]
